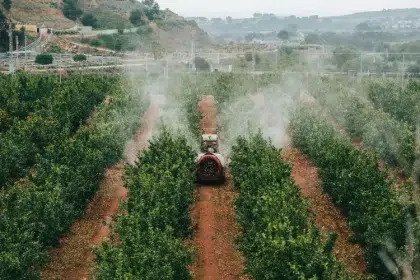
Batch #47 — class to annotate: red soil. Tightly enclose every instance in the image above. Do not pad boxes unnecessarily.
[189,96,248,280]
[282,147,367,276]
[199,95,218,134]
[40,99,161,280]
[189,176,248,280]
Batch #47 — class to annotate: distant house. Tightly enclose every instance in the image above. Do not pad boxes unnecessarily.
[211,64,232,72]
[14,24,52,34]
[15,24,38,33]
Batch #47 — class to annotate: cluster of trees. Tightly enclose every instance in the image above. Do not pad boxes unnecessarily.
[62,0,82,21]
[365,79,420,179]
[305,31,420,73]
[290,104,419,279]
[0,75,149,279]
[230,132,357,279]
[0,74,108,188]
[244,52,261,64]
[94,129,196,279]
[0,11,25,53]
[2,0,11,10]
[62,0,98,28]
[366,79,420,127]
[81,13,98,28]
[194,56,210,71]
[129,0,161,26]
[304,31,408,51]
[310,77,415,177]
[0,74,59,132]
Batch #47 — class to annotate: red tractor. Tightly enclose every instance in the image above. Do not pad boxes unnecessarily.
[195,133,225,184]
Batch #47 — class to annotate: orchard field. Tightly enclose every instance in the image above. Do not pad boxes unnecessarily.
[0,71,419,280]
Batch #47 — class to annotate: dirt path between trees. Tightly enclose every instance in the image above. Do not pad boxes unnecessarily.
[189,96,247,280]
[281,147,367,276]
[189,175,247,280]
[40,96,162,280]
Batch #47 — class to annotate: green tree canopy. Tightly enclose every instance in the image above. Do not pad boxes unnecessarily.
[81,13,98,28]
[305,33,322,44]
[73,54,87,62]
[3,0,12,10]
[63,0,82,20]
[129,9,147,26]
[277,30,289,40]
[35,53,53,65]
[332,45,359,69]
[194,57,210,71]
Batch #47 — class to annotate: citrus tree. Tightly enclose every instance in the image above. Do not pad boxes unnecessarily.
[94,128,196,279]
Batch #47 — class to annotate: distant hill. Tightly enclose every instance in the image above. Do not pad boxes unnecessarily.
[327,8,420,19]
[190,8,420,40]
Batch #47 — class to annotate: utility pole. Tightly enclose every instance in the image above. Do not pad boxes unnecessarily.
[165,55,169,79]
[59,54,62,83]
[190,39,195,72]
[145,53,148,76]
[402,54,405,89]
[15,35,19,69]
[101,56,104,80]
[24,30,27,71]
[8,22,14,74]
[402,53,405,72]
[252,42,256,73]
[275,49,278,70]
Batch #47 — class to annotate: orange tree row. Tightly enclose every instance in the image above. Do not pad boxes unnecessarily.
[308,77,415,178]
[0,74,59,132]
[366,78,420,128]
[289,105,419,280]
[94,129,196,279]
[0,77,149,279]
[230,132,358,280]
[0,74,113,189]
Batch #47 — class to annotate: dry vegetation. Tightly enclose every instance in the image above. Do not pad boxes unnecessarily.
[4,0,74,29]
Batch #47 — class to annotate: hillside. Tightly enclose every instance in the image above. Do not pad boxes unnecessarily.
[1,0,210,51]
[2,0,74,29]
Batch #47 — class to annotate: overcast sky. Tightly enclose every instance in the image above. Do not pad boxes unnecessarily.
[158,0,420,18]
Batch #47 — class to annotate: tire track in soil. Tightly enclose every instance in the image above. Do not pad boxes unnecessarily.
[40,97,162,280]
[189,96,247,280]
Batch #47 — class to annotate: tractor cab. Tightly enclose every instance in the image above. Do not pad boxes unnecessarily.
[201,134,219,154]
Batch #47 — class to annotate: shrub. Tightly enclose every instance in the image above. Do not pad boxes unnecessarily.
[3,0,11,10]
[90,39,101,47]
[73,54,87,62]
[244,52,260,64]
[136,26,153,36]
[129,9,147,26]
[62,0,82,20]
[81,13,98,28]
[35,53,53,65]
[194,57,210,71]
[47,44,62,53]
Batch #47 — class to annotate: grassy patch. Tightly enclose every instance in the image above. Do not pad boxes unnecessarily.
[91,8,133,29]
